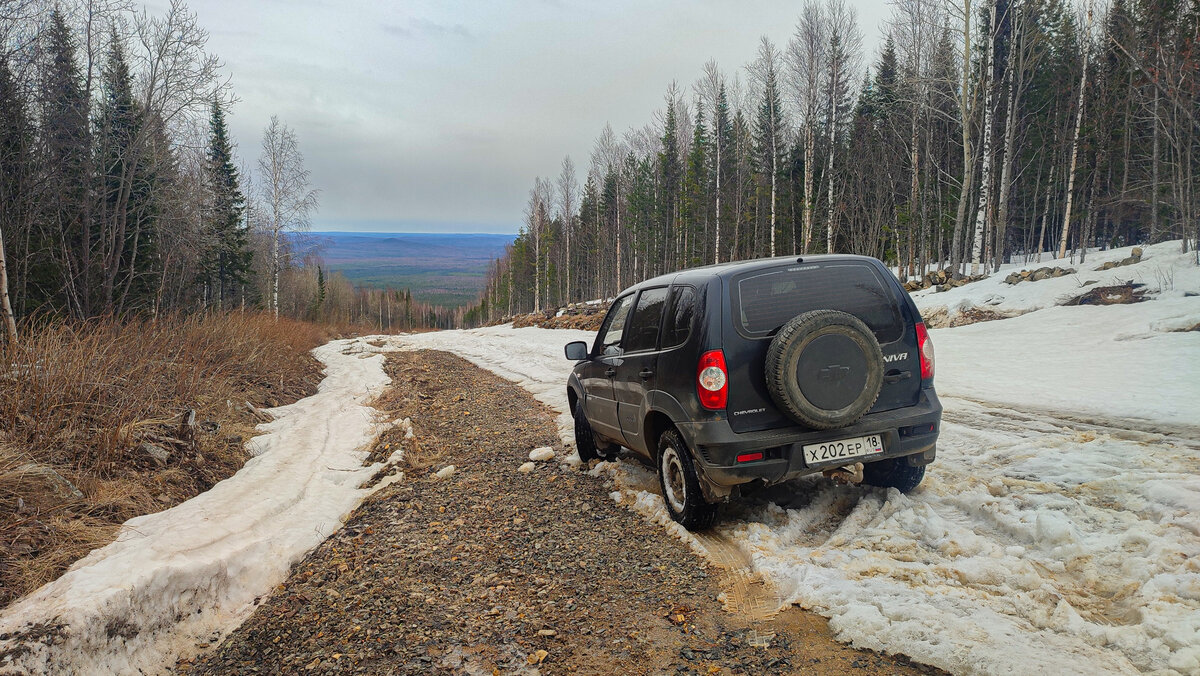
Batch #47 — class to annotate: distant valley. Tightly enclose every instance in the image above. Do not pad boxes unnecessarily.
[306,232,515,307]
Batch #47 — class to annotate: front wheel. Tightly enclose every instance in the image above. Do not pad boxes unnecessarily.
[657,430,717,531]
[862,455,927,493]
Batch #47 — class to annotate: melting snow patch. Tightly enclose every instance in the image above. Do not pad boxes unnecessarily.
[529,447,555,462]
[0,338,392,675]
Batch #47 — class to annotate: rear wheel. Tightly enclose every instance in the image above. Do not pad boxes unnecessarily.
[657,430,717,531]
[862,456,926,493]
[574,400,615,462]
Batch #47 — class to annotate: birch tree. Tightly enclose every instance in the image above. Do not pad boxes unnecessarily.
[947,0,978,275]
[969,0,1000,275]
[0,222,14,344]
[556,156,577,301]
[258,116,318,319]
[749,36,785,256]
[822,0,863,253]
[787,0,829,253]
[1057,0,1094,260]
[697,60,729,263]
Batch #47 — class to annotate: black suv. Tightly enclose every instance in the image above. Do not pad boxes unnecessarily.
[564,255,941,530]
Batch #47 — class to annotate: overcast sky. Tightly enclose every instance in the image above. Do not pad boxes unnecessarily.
[178,0,886,234]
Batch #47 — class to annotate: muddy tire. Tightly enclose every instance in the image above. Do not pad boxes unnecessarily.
[657,429,717,531]
[862,455,926,493]
[574,400,614,462]
[765,310,884,430]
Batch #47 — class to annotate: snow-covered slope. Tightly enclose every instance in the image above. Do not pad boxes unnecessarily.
[912,240,1199,321]
[395,243,1200,675]
[0,338,394,675]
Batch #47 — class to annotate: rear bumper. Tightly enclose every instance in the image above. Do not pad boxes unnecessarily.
[679,389,942,488]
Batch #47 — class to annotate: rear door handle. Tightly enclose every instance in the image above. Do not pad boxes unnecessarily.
[605,368,616,377]
[883,370,912,384]
[639,369,654,379]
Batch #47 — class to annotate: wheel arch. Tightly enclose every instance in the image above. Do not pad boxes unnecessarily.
[643,409,676,461]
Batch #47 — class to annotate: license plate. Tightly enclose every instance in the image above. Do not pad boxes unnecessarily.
[803,434,884,465]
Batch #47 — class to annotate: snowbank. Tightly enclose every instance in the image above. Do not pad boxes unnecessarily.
[393,247,1200,675]
[0,338,392,675]
[912,240,1200,320]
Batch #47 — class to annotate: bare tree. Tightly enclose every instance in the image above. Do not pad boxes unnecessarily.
[697,60,726,263]
[787,0,829,253]
[946,0,980,275]
[968,0,1000,274]
[258,116,318,319]
[822,0,863,253]
[1057,0,1094,260]
[748,36,786,256]
[556,156,577,301]
[889,0,944,277]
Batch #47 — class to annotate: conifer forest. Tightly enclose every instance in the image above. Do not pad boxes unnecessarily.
[470,0,1199,325]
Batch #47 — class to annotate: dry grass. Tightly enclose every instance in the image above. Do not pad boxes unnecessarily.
[0,313,333,608]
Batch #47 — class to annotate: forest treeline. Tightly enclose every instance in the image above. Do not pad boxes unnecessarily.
[469,0,1198,326]
[0,0,458,344]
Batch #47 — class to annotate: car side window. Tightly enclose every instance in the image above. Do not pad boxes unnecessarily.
[595,294,635,355]
[622,287,669,353]
[661,286,696,349]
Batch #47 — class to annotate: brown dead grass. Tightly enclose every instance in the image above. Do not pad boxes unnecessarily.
[0,312,333,608]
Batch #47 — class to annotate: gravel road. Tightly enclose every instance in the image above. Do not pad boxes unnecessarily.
[187,349,941,675]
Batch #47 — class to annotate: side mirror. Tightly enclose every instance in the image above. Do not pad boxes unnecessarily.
[564,341,589,361]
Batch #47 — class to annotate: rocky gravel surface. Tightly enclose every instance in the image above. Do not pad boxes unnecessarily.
[187,350,942,675]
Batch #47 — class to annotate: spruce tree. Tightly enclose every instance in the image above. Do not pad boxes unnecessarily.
[203,98,250,309]
[41,9,92,317]
[683,108,710,265]
[96,32,156,313]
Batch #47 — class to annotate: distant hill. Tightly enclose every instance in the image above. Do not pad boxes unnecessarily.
[305,232,515,308]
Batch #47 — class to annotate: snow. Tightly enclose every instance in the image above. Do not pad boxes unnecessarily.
[529,447,556,462]
[912,240,1200,321]
[391,241,1200,675]
[0,337,395,675]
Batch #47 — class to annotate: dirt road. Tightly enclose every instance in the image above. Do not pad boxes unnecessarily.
[188,350,940,675]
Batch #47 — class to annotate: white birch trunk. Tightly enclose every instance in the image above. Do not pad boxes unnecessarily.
[0,223,16,345]
[271,229,279,320]
[534,214,541,312]
[994,22,1020,271]
[714,139,722,263]
[1057,0,1093,260]
[803,127,815,252]
[949,0,974,275]
[970,0,999,276]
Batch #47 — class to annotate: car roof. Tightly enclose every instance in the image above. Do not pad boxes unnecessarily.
[618,253,886,296]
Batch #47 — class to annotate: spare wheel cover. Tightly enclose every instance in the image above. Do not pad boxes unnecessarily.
[764,310,884,430]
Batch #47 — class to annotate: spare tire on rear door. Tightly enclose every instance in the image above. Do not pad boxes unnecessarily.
[765,310,883,430]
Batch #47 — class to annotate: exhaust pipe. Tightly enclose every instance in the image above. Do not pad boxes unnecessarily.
[822,462,864,485]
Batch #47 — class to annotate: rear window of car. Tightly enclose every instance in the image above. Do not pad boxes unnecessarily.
[732,262,903,343]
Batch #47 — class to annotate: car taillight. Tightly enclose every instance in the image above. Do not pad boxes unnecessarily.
[697,349,728,410]
[915,322,934,381]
